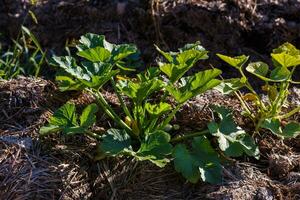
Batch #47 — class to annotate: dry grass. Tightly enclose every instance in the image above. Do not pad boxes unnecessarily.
[0,77,299,199]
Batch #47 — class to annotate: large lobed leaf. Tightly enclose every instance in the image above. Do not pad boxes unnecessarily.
[261,118,300,138]
[40,103,98,136]
[217,54,249,69]
[117,78,164,104]
[145,102,172,117]
[136,130,173,167]
[100,129,173,167]
[166,68,222,103]
[208,105,260,159]
[156,42,208,83]
[173,136,222,184]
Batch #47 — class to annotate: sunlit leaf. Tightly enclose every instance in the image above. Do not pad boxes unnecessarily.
[167,69,222,103]
[145,102,172,117]
[246,62,269,80]
[217,54,249,69]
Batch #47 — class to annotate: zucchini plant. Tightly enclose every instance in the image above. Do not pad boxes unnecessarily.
[217,43,300,138]
[41,34,259,184]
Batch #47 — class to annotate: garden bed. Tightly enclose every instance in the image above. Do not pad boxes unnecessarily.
[0,77,299,200]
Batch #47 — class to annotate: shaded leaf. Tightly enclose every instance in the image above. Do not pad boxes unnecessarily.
[215,78,245,94]
[173,136,222,184]
[173,144,200,183]
[269,66,291,81]
[136,130,173,167]
[208,105,259,159]
[261,118,300,138]
[101,129,132,156]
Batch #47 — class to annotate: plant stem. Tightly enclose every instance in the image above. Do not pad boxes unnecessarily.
[234,91,255,120]
[91,89,132,134]
[110,77,133,119]
[171,129,210,143]
[159,103,182,130]
[85,130,102,140]
[278,106,300,119]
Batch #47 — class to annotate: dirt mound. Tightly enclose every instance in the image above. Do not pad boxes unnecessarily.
[1,1,300,60]
[0,77,299,200]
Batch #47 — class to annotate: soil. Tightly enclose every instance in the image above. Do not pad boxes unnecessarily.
[0,77,299,200]
[1,0,300,79]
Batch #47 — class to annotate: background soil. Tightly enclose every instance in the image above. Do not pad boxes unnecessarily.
[1,0,300,72]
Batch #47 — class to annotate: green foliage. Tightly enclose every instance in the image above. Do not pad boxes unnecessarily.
[40,103,98,136]
[156,41,208,83]
[208,106,259,159]
[217,43,300,138]
[166,69,221,103]
[0,26,46,79]
[173,136,222,184]
[41,34,262,184]
[261,118,300,138]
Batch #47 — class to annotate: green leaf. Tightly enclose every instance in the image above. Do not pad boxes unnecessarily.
[217,54,249,69]
[52,56,90,81]
[173,144,200,183]
[76,33,139,68]
[173,136,222,184]
[77,33,114,52]
[215,78,245,94]
[192,136,222,184]
[261,118,300,138]
[246,62,269,80]
[49,103,78,127]
[112,44,139,62]
[179,41,207,53]
[157,43,208,83]
[145,102,171,117]
[273,42,300,56]
[269,66,291,81]
[80,103,98,128]
[39,125,60,135]
[208,106,259,159]
[136,130,173,167]
[167,69,222,103]
[117,78,164,104]
[55,76,85,91]
[54,56,118,89]
[101,129,132,156]
[271,52,300,68]
[40,103,98,136]
[137,67,161,81]
[77,47,111,62]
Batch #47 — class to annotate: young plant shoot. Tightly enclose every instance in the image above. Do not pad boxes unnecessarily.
[217,43,300,138]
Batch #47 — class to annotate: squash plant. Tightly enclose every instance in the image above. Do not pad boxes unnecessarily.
[217,43,300,138]
[41,34,259,184]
